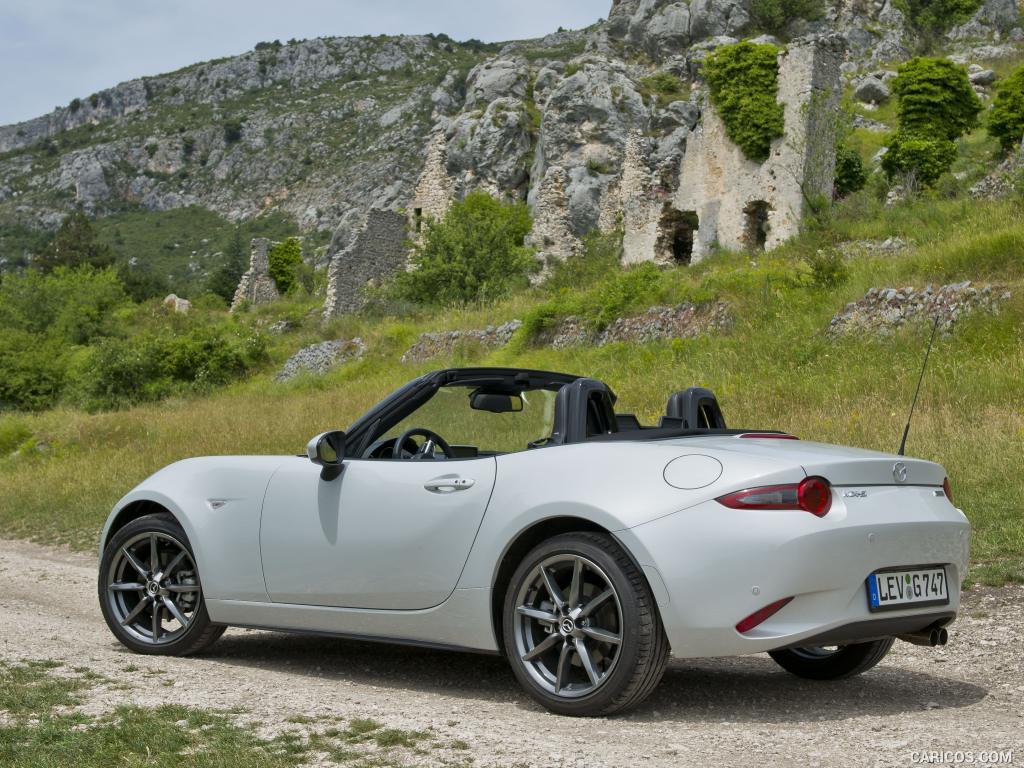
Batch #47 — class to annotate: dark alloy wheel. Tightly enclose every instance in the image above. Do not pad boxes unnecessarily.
[503,532,669,716]
[768,638,895,680]
[99,513,225,656]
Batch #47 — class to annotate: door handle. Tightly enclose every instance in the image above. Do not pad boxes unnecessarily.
[424,476,475,493]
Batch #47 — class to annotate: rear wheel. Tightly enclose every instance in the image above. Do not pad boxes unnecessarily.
[503,532,668,716]
[768,638,894,680]
[98,513,225,656]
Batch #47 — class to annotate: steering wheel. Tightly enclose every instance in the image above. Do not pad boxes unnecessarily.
[392,428,454,460]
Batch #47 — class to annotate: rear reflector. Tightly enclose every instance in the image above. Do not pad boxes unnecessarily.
[738,432,800,440]
[716,476,832,517]
[736,597,793,634]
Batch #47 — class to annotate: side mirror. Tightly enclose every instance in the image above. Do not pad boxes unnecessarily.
[306,430,346,481]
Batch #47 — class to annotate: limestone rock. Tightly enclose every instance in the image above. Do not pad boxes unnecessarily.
[464,59,528,107]
[276,338,367,381]
[401,321,522,363]
[536,302,731,348]
[854,76,891,104]
[162,294,192,314]
[969,69,997,86]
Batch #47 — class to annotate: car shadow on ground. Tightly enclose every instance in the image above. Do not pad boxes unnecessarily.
[201,630,987,722]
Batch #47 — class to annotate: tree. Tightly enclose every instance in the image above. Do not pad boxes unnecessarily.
[392,191,537,306]
[207,227,249,302]
[882,58,980,186]
[267,237,304,294]
[37,211,114,272]
[834,145,867,198]
[988,63,1024,152]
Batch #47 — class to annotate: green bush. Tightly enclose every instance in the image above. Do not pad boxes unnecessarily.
[267,238,303,294]
[890,58,981,140]
[391,191,537,306]
[883,58,980,185]
[222,119,244,144]
[882,133,958,186]
[894,0,984,50]
[0,331,67,412]
[207,228,249,302]
[702,42,785,162]
[638,72,688,107]
[748,0,825,35]
[988,63,1024,152]
[834,145,867,198]
[802,248,849,288]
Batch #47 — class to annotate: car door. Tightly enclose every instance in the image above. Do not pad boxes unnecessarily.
[259,456,497,610]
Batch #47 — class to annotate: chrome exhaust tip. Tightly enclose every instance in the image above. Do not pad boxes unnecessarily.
[898,627,948,647]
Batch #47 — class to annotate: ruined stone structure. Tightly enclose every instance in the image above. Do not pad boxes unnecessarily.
[231,238,280,311]
[676,38,842,259]
[323,209,409,317]
[407,131,456,236]
[526,166,582,271]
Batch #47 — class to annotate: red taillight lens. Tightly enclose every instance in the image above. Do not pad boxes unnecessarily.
[943,476,953,504]
[797,476,832,517]
[716,476,832,516]
[736,597,793,633]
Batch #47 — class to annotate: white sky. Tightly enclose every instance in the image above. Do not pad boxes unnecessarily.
[0,0,606,125]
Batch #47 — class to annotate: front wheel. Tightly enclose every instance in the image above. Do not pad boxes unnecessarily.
[98,513,225,656]
[768,638,895,680]
[502,532,669,716]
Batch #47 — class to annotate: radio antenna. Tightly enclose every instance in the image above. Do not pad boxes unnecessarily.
[898,315,941,456]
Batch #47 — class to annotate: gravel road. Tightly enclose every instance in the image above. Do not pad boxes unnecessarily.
[2,537,1022,767]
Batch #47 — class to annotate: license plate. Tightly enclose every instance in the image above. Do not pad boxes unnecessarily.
[867,567,949,612]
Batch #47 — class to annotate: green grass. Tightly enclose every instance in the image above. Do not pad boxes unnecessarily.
[0,195,1021,584]
[0,661,444,767]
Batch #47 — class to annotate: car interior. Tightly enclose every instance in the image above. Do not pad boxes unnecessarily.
[358,368,734,461]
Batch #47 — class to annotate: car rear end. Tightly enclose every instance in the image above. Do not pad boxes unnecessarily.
[617,437,970,658]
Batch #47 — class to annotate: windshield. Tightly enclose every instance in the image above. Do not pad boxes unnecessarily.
[384,385,558,454]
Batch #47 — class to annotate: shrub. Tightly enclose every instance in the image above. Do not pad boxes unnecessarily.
[638,72,688,107]
[702,42,785,162]
[748,0,826,36]
[834,145,867,198]
[222,119,244,144]
[890,58,981,141]
[883,58,980,186]
[0,331,67,412]
[882,133,958,186]
[267,237,303,294]
[894,0,984,51]
[545,229,624,292]
[207,228,249,302]
[392,191,537,306]
[988,63,1024,152]
[802,248,849,288]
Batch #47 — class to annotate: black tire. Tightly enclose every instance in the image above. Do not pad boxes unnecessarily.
[768,638,895,680]
[502,531,669,717]
[98,513,225,656]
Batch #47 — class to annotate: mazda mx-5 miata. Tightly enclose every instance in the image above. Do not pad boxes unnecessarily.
[98,367,969,716]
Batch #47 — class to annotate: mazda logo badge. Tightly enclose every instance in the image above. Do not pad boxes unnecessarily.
[893,462,908,483]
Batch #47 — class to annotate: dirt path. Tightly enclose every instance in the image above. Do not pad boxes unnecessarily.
[1,537,1022,767]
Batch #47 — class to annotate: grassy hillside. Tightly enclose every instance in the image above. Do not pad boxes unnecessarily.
[0,193,1021,584]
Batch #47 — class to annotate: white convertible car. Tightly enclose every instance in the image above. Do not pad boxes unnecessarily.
[98,367,970,716]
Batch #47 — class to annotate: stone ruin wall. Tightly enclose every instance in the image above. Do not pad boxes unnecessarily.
[231,238,280,311]
[667,37,843,261]
[322,209,409,317]
[407,131,456,236]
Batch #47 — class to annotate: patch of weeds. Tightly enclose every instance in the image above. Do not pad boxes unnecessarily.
[0,660,84,717]
[0,705,308,767]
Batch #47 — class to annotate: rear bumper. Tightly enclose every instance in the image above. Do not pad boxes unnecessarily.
[618,486,971,658]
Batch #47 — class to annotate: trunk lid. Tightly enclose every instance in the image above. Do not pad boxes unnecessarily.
[659,436,946,487]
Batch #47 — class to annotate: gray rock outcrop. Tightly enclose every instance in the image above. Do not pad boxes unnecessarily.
[276,338,367,381]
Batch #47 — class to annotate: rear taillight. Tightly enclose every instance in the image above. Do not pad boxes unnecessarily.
[738,432,800,440]
[716,476,832,517]
[943,476,953,504]
[736,597,793,633]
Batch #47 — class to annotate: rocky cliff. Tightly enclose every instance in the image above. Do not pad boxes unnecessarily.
[1,0,1020,309]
